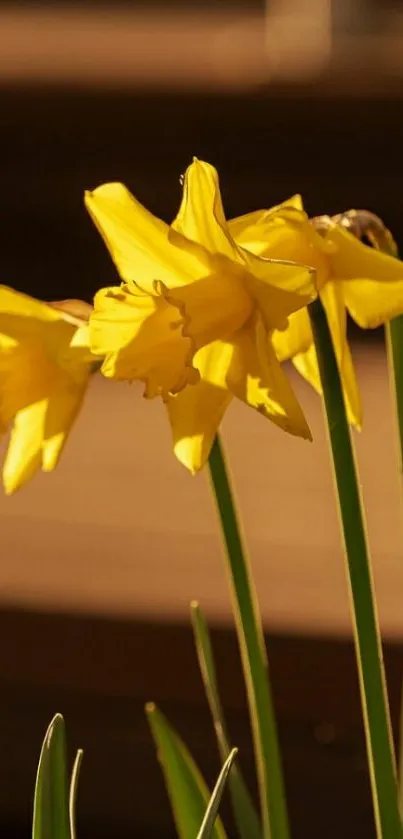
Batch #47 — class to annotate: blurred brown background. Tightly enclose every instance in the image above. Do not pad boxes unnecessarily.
[1,2,403,838]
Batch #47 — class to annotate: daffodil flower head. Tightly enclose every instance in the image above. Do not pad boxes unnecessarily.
[86,158,317,473]
[0,288,96,494]
[234,198,403,430]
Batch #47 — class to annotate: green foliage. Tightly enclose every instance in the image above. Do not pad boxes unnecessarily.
[32,715,82,839]
[146,703,230,839]
[196,750,238,839]
[191,601,261,839]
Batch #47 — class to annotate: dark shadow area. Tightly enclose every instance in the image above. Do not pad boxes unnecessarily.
[2,86,403,324]
[1,607,401,839]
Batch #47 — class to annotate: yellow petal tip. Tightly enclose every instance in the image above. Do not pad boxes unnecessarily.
[3,475,18,496]
[83,189,94,206]
[84,182,128,205]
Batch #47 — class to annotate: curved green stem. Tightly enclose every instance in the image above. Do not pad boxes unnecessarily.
[208,436,289,839]
[310,297,401,839]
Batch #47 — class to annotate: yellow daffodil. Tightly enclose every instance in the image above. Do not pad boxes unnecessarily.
[0,287,95,494]
[231,197,403,428]
[86,159,317,472]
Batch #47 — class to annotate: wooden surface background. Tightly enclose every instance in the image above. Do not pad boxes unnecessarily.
[1,341,402,639]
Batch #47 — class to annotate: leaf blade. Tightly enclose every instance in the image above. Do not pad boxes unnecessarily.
[69,749,83,839]
[197,749,237,839]
[191,601,261,839]
[32,714,70,839]
[146,703,228,839]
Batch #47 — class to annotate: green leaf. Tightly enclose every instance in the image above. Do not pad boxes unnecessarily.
[146,703,228,839]
[69,750,83,839]
[191,602,261,839]
[197,749,237,839]
[32,714,71,839]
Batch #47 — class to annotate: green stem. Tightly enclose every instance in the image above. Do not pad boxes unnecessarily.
[208,436,289,839]
[383,249,403,819]
[380,235,403,491]
[386,315,403,484]
[310,297,401,839]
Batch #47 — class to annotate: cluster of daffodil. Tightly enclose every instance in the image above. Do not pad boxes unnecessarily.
[5,157,403,839]
[2,158,403,494]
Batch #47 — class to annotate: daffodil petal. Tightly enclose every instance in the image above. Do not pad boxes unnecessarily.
[0,287,77,374]
[321,283,362,428]
[42,378,89,471]
[0,341,57,424]
[171,159,237,260]
[85,182,206,290]
[90,285,198,397]
[293,342,361,428]
[338,341,362,428]
[272,308,312,362]
[229,209,274,255]
[230,200,331,299]
[0,285,60,326]
[290,290,362,428]
[292,345,322,397]
[0,285,70,362]
[68,324,99,366]
[165,340,233,473]
[243,259,316,332]
[327,225,403,283]
[287,194,304,211]
[90,286,156,355]
[320,281,346,349]
[0,288,92,493]
[227,313,312,439]
[342,278,403,329]
[229,195,306,255]
[2,400,46,494]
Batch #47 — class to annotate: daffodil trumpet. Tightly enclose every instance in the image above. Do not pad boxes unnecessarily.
[309,296,400,839]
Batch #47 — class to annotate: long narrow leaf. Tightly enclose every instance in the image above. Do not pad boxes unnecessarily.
[191,601,261,839]
[197,749,237,839]
[69,750,83,839]
[32,714,70,839]
[146,703,228,839]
